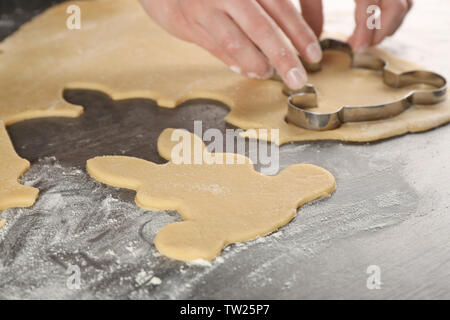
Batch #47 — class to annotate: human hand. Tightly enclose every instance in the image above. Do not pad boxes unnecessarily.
[139,0,324,90]
[348,0,413,52]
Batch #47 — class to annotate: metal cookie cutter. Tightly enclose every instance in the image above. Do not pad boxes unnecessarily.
[278,39,447,131]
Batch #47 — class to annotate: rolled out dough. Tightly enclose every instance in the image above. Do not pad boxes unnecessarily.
[87,129,336,261]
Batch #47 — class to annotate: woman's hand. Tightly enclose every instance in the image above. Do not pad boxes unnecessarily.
[349,0,413,52]
[139,0,323,90]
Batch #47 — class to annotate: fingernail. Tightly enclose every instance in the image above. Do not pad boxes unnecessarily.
[306,42,322,63]
[286,67,307,90]
[230,65,241,74]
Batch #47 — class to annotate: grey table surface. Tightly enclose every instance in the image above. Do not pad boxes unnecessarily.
[0,0,449,299]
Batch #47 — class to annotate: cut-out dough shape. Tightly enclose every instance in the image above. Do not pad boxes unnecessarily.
[0,121,39,210]
[86,129,336,261]
[0,0,448,210]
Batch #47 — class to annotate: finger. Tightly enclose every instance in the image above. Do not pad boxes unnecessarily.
[195,11,273,78]
[258,0,322,63]
[373,0,409,44]
[224,0,308,90]
[348,0,378,52]
[299,0,324,38]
